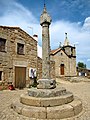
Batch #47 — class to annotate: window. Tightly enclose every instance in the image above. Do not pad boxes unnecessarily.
[61,53,63,56]
[0,71,2,81]
[17,43,24,55]
[0,38,6,52]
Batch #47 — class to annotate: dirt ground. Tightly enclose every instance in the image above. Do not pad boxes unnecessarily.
[0,77,90,120]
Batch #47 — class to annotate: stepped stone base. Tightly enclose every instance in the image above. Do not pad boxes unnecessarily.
[11,86,82,119]
[20,92,73,107]
[11,97,82,119]
[28,87,66,97]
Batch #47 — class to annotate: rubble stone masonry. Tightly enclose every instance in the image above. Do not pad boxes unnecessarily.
[0,26,37,88]
[0,26,55,88]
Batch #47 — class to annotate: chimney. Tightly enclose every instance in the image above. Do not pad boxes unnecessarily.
[33,34,38,41]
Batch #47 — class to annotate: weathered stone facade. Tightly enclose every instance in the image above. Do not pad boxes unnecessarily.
[50,34,77,77]
[37,57,42,79]
[0,26,37,88]
[0,26,55,88]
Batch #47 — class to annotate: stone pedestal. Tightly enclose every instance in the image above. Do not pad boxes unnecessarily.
[37,79,56,89]
[11,86,82,119]
[28,87,66,98]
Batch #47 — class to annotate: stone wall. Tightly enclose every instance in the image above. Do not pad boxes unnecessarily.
[50,60,56,79]
[37,57,42,79]
[0,26,37,88]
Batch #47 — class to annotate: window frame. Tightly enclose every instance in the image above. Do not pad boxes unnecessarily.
[17,43,24,55]
[0,38,6,52]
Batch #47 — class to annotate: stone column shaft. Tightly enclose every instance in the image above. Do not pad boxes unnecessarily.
[42,23,50,79]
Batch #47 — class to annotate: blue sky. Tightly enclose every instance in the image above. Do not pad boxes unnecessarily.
[0,0,90,69]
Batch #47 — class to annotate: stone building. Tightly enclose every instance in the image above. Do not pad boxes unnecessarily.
[0,26,37,88]
[0,26,55,88]
[50,33,77,77]
[77,67,90,77]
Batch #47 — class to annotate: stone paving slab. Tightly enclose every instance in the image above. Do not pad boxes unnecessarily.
[0,79,90,120]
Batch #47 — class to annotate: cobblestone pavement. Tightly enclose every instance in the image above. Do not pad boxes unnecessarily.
[0,78,90,120]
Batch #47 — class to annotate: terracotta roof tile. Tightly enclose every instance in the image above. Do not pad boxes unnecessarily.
[50,48,61,55]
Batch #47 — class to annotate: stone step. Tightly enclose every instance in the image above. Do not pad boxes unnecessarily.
[11,97,82,119]
[20,92,73,107]
[28,87,66,97]
[47,97,82,119]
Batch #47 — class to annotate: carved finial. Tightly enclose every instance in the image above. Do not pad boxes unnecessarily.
[43,0,47,13]
[64,33,70,46]
[40,0,52,25]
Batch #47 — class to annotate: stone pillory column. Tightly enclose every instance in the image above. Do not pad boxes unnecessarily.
[40,4,51,79]
[11,4,82,119]
[37,4,56,89]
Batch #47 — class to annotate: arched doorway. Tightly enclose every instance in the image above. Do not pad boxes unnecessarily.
[60,64,64,75]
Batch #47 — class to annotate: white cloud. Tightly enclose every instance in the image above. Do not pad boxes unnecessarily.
[0,0,42,45]
[0,0,39,32]
[50,21,81,48]
[83,17,90,31]
[0,0,90,68]
[50,19,90,68]
[87,59,90,62]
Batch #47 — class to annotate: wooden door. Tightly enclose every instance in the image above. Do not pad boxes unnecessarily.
[15,67,26,88]
[60,64,64,75]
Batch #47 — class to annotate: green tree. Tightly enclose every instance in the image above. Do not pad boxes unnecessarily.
[77,62,86,68]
